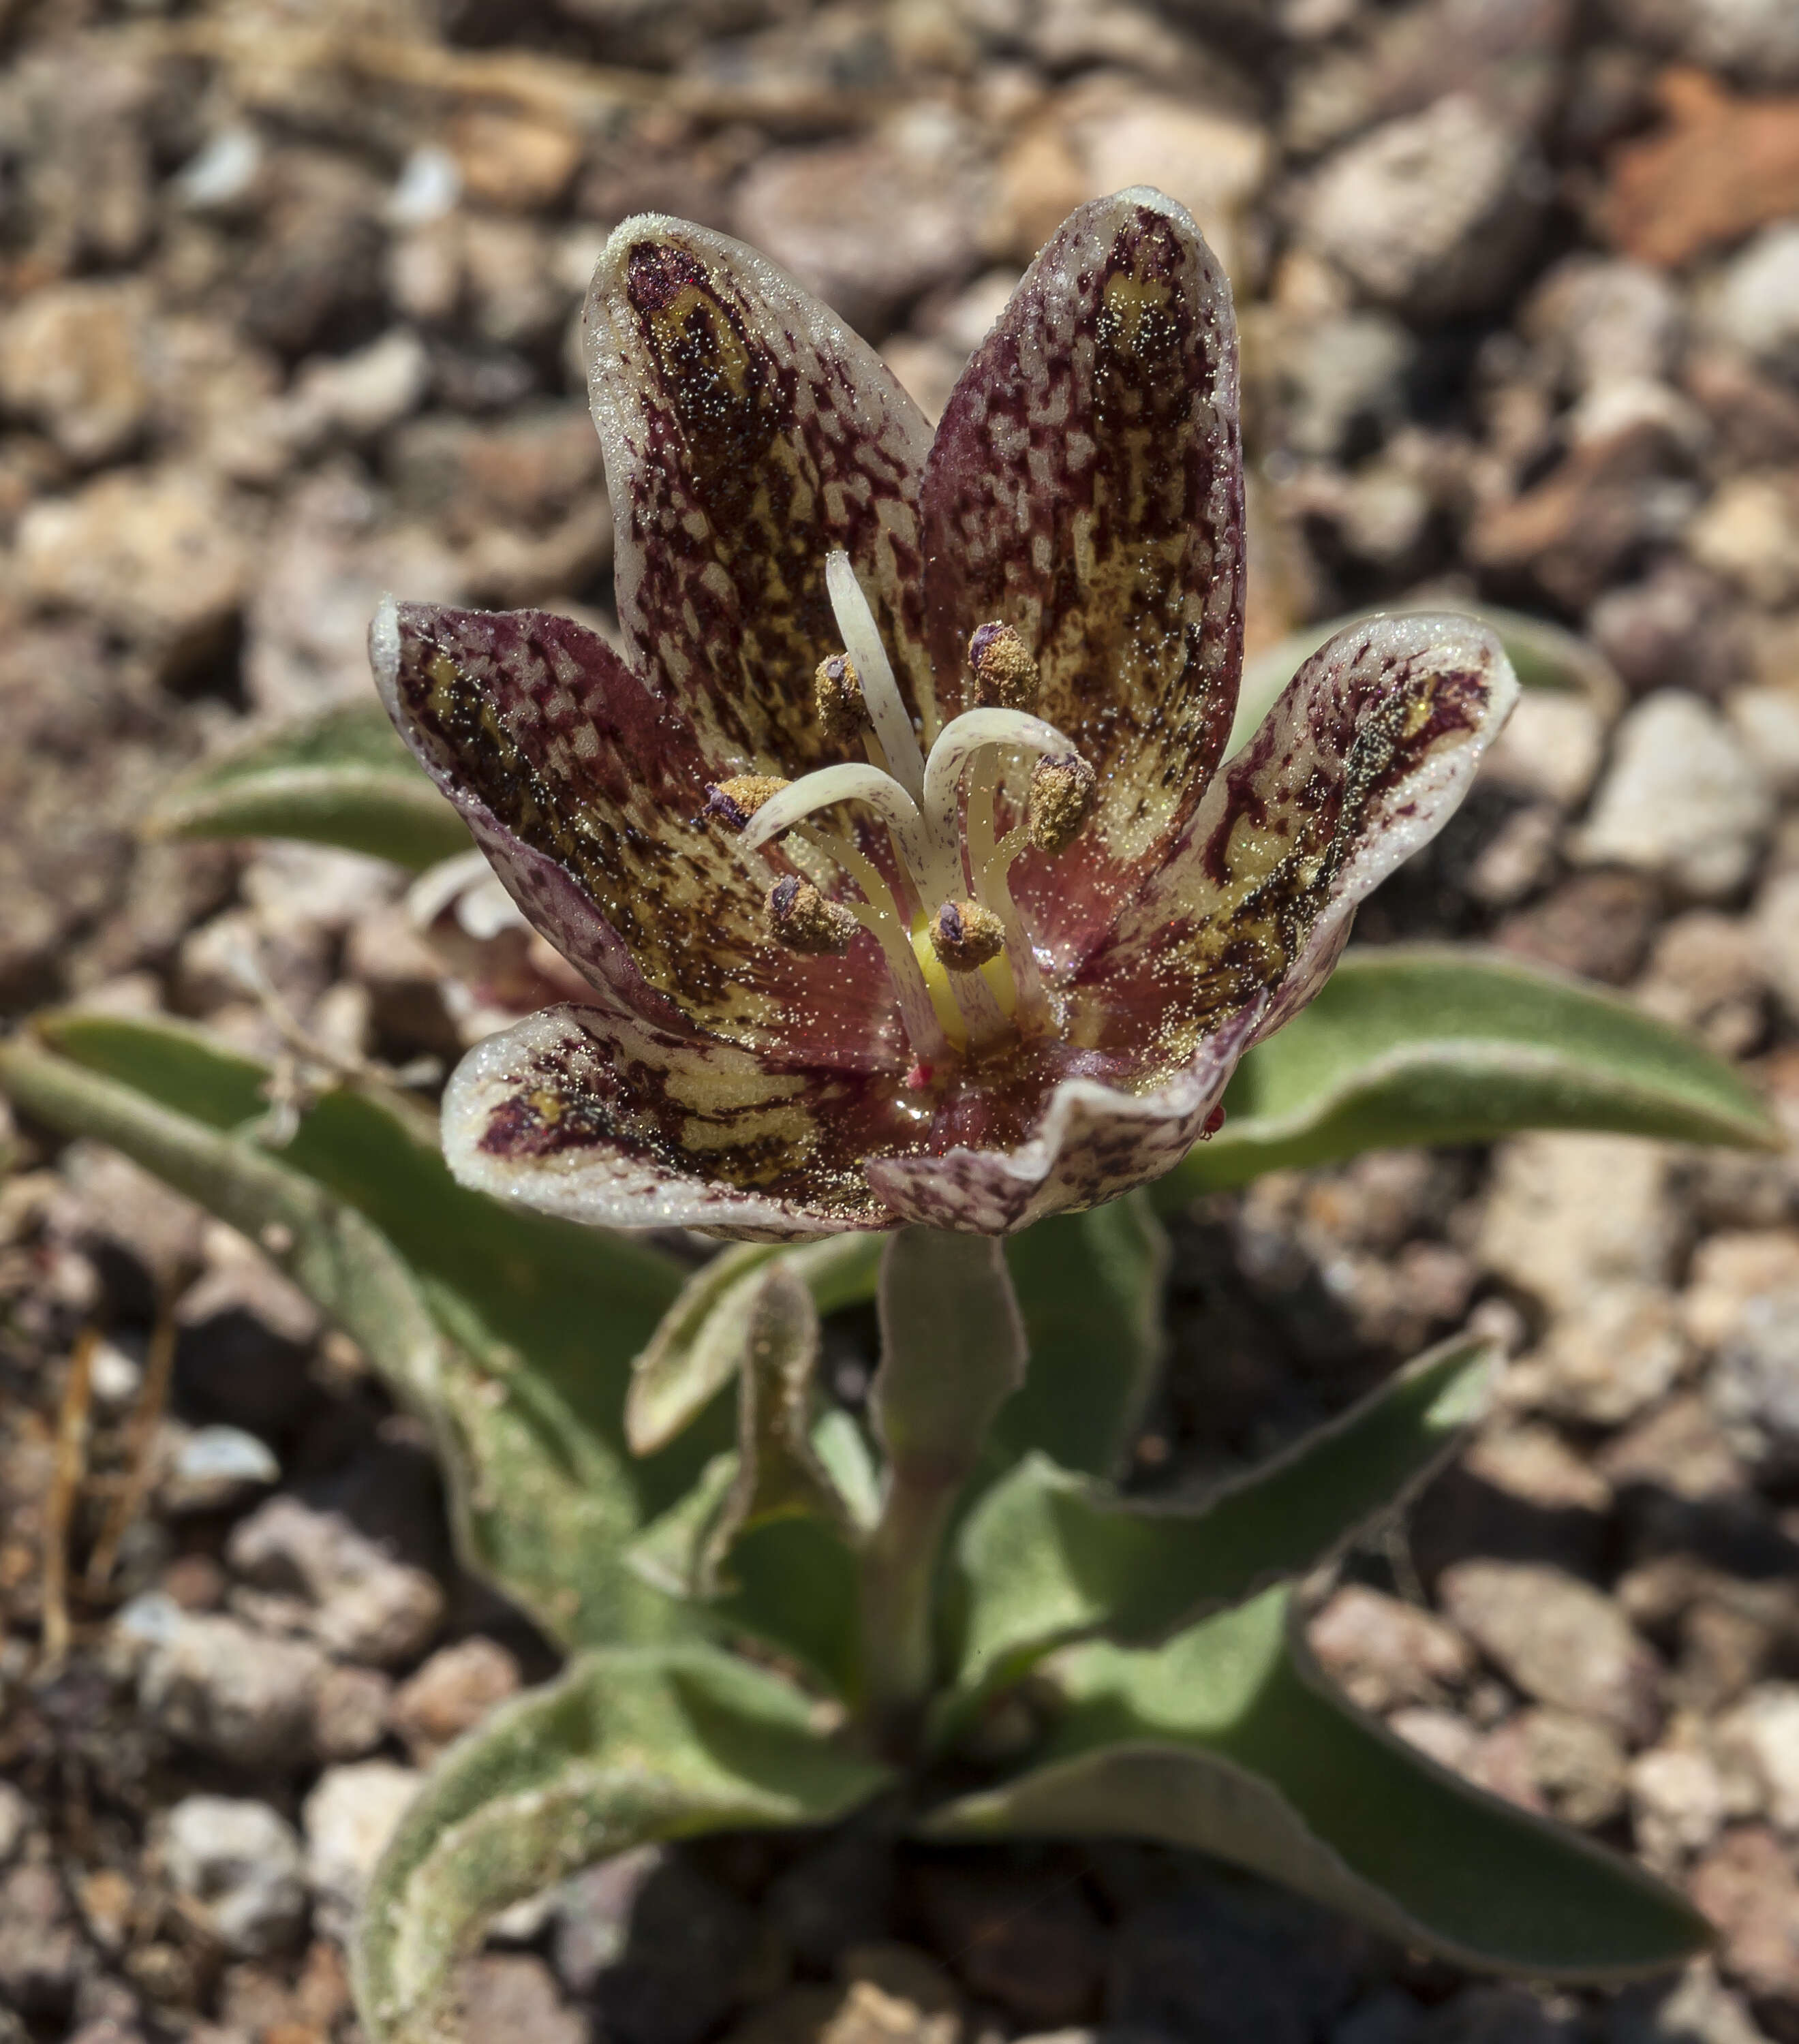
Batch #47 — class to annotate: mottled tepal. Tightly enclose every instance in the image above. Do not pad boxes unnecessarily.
[371,188,1517,1239]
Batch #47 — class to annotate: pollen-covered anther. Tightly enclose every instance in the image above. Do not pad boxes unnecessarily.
[705,775,790,831]
[1028,752,1098,854]
[927,897,1006,973]
[766,876,858,956]
[814,652,869,746]
[968,622,1039,713]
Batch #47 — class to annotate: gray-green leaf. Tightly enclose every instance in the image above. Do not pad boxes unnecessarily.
[925,1588,1707,1980]
[626,1235,881,1456]
[1160,945,1777,1205]
[945,1331,1492,1723]
[145,700,472,872]
[356,1643,891,2044]
[2,1014,697,1649]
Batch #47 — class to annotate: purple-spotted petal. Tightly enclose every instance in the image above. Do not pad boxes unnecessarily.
[442,999,906,1241]
[583,214,938,773]
[921,186,1244,955]
[865,1005,1262,1233]
[372,598,906,1070]
[1081,613,1520,1060]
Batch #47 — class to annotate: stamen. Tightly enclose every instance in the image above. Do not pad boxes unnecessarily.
[927,899,1006,972]
[825,552,925,805]
[1028,753,1097,854]
[814,653,869,747]
[967,621,1039,711]
[741,762,957,908]
[765,876,858,955]
[793,824,949,1062]
[703,775,790,831]
[964,762,1048,1034]
[919,707,1083,833]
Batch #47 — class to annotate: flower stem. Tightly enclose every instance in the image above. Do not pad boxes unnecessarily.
[857,1227,1026,1759]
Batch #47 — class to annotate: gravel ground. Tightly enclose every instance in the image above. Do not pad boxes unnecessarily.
[6,0,1799,2039]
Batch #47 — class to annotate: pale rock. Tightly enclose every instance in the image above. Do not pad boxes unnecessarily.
[733,114,989,335]
[448,106,582,211]
[460,214,566,349]
[1610,1960,1774,2044]
[1597,1395,1747,1500]
[1726,686,1799,799]
[1525,256,1685,397]
[1061,84,1269,287]
[311,1663,393,1763]
[132,1603,324,1768]
[243,467,461,717]
[1572,692,1771,901]
[1610,0,1799,87]
[1689,473,1799,608]
[1307,1585,1475,1714]
[0,1782,29,1863]
[1277,309,1415,462]
[1683,1230,1799,1347]
[1300,94,1544,318]
[1715,1685,1799,1832]
[1752,867,1799,1023]
[1504,1284,1690,1426]
[1635,910,1767,1057]
[162,1795,307,1957]
[1513,1707,1630,1829]
[1478,1134,1681,1318]
[242,842,405,933]
[281,327,431,446]
[393,1636,522,1765]
[1477,689,1606,809]
[15,468,256,675]
[1629,1745,1728,1872]
[458,1953,588,2044]
[1706,223,1799,371]
[1688,1826,1799,2002]
[0,279,151,463]
[880,337,964,428]
[1388,1705,1483,1776]
[303,1761,422,1943]
[1710,1288,1799,1471]
[1438,1561,1661,1739]
[228,1494,444,1668]
[1464,1423,1615,1512]
[157,1425,280,1516]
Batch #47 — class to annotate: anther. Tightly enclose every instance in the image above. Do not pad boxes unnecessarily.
[968,622,1039,712]
[766,876,858,956]
[927,898,1006,973]
[814,653,868,747]
[1028,752,1097,854]
[705,775,790,831]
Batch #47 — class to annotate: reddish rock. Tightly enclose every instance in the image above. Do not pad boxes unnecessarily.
[1690,1825,1799,2000]
[1605,69,1799,267]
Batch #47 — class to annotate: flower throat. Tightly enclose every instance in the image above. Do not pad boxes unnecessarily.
[705,553,1096,1070]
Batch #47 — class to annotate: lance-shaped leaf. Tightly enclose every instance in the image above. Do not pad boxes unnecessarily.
[626,1234,882,1456]
[945,1331,1492,1724]
[994,1193,1170,1483]
[924,1588,1708,1980]
[357,1644,893,2044]
[145,701,472,872]
[1,1014,698,1648]
[1158,946,1779,1206]
[1229,600,1623,759]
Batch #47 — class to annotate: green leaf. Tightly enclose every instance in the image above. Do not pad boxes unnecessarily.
[3,1014,702,1649]
[944,1331,1492,1722]
[627,1235,881,1456]
[145,701,472,872]
[356,1643,892,2044]
[925,1588,1708,1981]
[1160,946,1779,1206]
[1231,600,1623,760]
[995,1192,1170,1481]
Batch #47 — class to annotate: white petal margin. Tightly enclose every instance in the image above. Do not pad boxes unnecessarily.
[865,1004,1265,1235]
[1245,613,1519,1044]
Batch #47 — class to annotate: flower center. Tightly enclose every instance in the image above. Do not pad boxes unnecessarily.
[707,553,1097,1066]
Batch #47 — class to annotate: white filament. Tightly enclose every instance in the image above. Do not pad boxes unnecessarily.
[825,552,926,805]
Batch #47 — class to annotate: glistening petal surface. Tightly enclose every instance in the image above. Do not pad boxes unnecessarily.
[584,213,939,773]
[1083,614,1521,1068]
[921,188,1244,957]
[373,599,901,1067]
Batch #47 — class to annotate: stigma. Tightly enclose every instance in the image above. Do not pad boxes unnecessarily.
[706,552,1098,1066]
